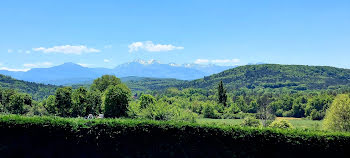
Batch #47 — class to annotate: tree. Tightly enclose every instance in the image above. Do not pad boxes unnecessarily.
[257,94,275,127]
[86,90,102,115]
[103,84,131,118]
[45,95,56,114]
[91,75,122,92]
[55,87,72,117]
[217,81,227,106]
[140,94,156,109]
[71,87,88,117]
[323,94,350,132]
[8,93,26,114]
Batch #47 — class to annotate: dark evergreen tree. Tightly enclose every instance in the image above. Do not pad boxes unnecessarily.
[217,81,227,106]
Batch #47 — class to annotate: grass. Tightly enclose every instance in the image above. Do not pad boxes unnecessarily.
[197,117,323,130]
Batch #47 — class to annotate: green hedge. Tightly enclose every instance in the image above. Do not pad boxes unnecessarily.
[0,115,349,158]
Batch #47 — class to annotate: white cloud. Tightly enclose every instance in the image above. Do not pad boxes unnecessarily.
[211,59,240,64]
[104,59,111,63]
[0,67,30,72]
[128,41,184,53]
[23,62,53,68]
[33,45,100,55]
[77,63,92,67]
[7,49,13,53]
[194,59,210,64]
[25,50,31,54]
[194,58,240,65]
[104,45,112,49]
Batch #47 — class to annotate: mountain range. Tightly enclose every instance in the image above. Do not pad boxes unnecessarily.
[2,64,350,100]
[0,60,235,85]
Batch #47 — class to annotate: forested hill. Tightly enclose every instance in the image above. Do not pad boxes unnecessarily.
[180,64,350,91]
[0,74,58,100]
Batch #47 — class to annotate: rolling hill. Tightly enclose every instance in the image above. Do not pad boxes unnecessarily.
[180,64,350,91]
[0,74,59,100]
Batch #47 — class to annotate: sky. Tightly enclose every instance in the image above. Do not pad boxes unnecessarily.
[0,0,350,71]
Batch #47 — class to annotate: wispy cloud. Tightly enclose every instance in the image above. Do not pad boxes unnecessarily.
[194,59,210,64]
[104,45,112,49]
[77,63,92,67]
[194,58,240,65]
[128,41,184,53]
[23,62,53,68]
[0,67,30,72]
[104,59,111,63]
[7,49,13,53]
[33,45,100,55]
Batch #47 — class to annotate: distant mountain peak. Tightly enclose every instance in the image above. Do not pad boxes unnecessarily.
[133,59,161,65]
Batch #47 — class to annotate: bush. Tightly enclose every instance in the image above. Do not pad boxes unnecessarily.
[128,101,197,122]
[323,94,350,132]
[0,115,349,157]
[240,116,261,127]
[269,119,293,129]
[202,103,216,118]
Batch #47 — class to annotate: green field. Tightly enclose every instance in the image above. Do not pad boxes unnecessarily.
[197,117,323,130]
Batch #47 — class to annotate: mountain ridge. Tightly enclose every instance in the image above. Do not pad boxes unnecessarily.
[0,61,235,85]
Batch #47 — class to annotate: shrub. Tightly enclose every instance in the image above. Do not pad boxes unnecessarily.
[0,115,349,157]
[323,94,350,132]
[128,101,197,122]
[269,119,293,129]
[202,103,217,118]
[240,116,261,127]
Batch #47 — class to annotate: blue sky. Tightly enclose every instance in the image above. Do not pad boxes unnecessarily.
[1,0,350,71]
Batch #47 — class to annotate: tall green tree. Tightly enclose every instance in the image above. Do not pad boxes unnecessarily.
[103,84,131,118]
[9,93,26,114]
[217,81,227,107]
[45,95,56,114]
[323,94,350,132]
[55,87,72,117]
[86,90,102,115]
[91,75,122,92]
[71,87,88,117]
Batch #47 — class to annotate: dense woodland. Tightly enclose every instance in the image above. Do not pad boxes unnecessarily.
[1,64,350,132]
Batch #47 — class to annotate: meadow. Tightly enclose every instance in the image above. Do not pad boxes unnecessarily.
[197,117,323,130]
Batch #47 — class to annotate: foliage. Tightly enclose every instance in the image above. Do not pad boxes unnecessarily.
[103,84,131,118]
[323,94,350,132]
[139,94,155,108]
[240,116,261,127]
[183,64,350,91]
[269,119,293,129]
[90,75,122,92]
[54,87,72,117]
[0,115,349,157]
[217,81,227,106]
[0,74,58,100]
[128,99,197,122]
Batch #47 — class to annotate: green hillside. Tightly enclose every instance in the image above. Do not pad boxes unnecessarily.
[181,64,350,91]
[0,74,58,100]
[123,77,187,92]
